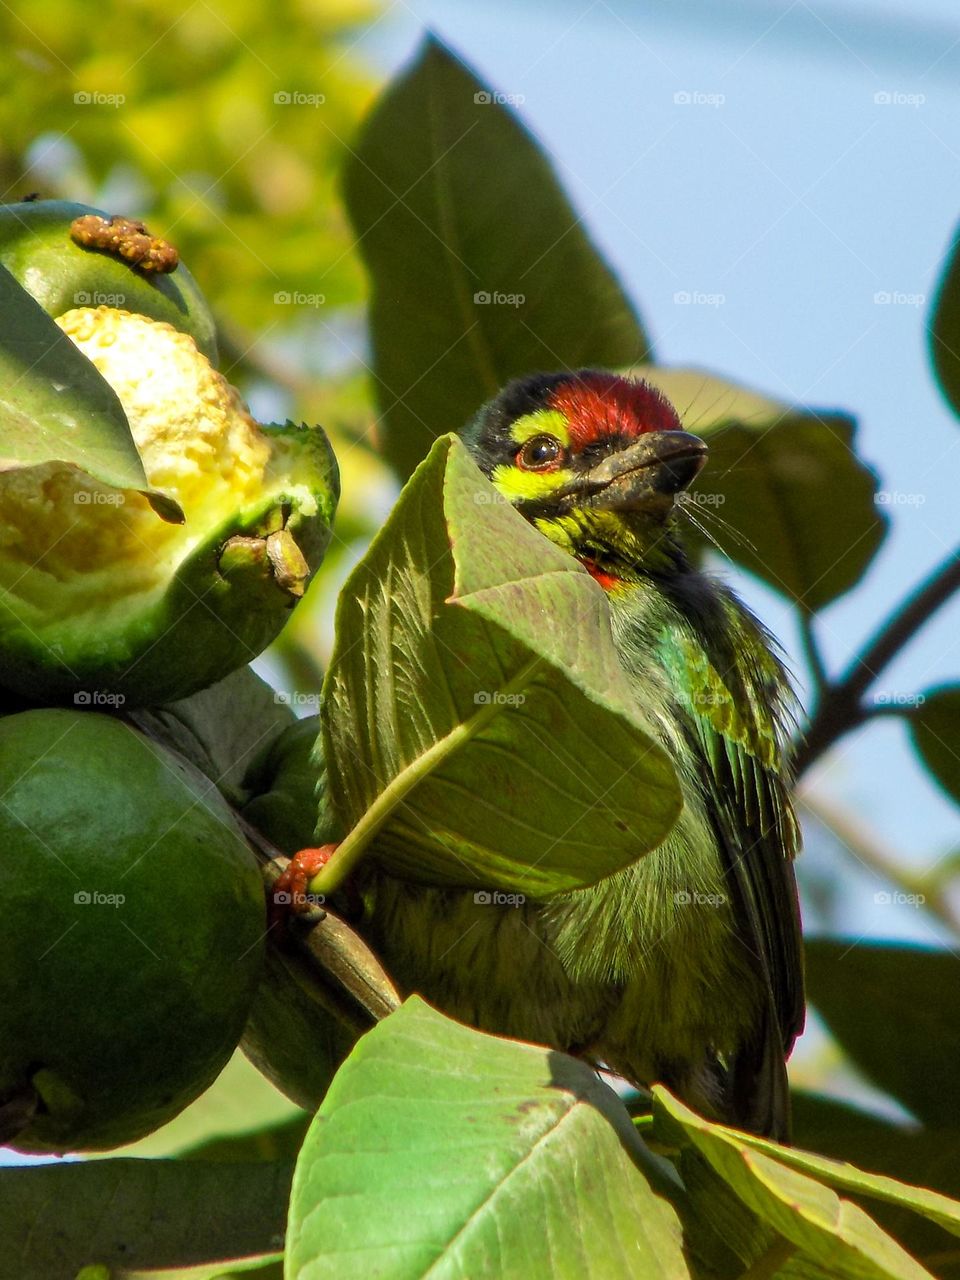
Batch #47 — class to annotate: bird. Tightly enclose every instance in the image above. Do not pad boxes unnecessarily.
[282,370,805,1139]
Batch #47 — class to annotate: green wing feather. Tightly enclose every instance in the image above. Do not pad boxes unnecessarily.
[657,596,804,1135]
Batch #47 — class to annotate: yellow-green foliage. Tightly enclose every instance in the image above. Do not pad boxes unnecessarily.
[0,0,376,328]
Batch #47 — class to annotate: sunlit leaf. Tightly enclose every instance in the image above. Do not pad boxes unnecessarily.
[320,434,680,897]
[286,998,686,1280]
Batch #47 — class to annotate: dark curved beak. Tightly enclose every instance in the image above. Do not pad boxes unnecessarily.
[571,430,708,512]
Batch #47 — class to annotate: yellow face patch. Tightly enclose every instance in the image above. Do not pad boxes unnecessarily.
[492,464,573,504]
[508,408,570,447]
[489,408,573,503]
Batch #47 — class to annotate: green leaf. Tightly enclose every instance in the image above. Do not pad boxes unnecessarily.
[793,1093,960,1275]
[908,685,960,806]
[319,434,681,898]
[733,1116,960,1240]
[652,1087,934,1280]
[0,263,181,520]
[806,940,960,1128]
[635,367,887,612]
[286,997,687,1280]
[343,35,649,481]
[929,224,960,420]
[0,1158,292,1280]
[181,1114,311,1164]
[131,666,298,808]
[668,1144,779,1278]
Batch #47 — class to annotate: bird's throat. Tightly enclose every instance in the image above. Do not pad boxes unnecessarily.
[578,558,626,592]
[532,508,685,592]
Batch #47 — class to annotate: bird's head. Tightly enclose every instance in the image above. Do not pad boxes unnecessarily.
[462,370,707,589]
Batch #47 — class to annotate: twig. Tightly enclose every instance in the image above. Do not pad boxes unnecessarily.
[798,609,828,694]
[792,546,960,776]
[241,817,400,1028]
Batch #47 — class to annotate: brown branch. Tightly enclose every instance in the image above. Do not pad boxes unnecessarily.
[243,819,400,1030]
[798,609,828,694]
[792,546,960,776]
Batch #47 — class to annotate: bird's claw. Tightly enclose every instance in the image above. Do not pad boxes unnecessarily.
[269,843,338,929]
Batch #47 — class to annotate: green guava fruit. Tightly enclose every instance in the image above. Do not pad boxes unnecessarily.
[0,199,218,361]
[0,708,266,1153]
[0,306,339,707]
[241,715,327,855]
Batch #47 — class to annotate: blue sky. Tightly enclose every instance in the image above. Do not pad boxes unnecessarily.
[356,0,960,944]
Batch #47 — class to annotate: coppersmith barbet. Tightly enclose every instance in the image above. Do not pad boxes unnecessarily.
[293,371,805,1138]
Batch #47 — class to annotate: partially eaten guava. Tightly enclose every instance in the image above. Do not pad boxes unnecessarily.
[0,307,338,706]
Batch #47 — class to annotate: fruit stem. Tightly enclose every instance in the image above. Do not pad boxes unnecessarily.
[308,657,543,897]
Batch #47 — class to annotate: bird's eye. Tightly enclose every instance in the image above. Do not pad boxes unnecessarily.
[517,434,564,471]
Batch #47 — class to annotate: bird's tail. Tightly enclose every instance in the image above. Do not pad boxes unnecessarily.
[724,1002,792,1141]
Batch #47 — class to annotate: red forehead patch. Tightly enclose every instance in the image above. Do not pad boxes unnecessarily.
[548,373,681,447]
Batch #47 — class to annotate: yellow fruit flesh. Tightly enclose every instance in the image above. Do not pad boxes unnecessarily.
[0,308,318,618]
